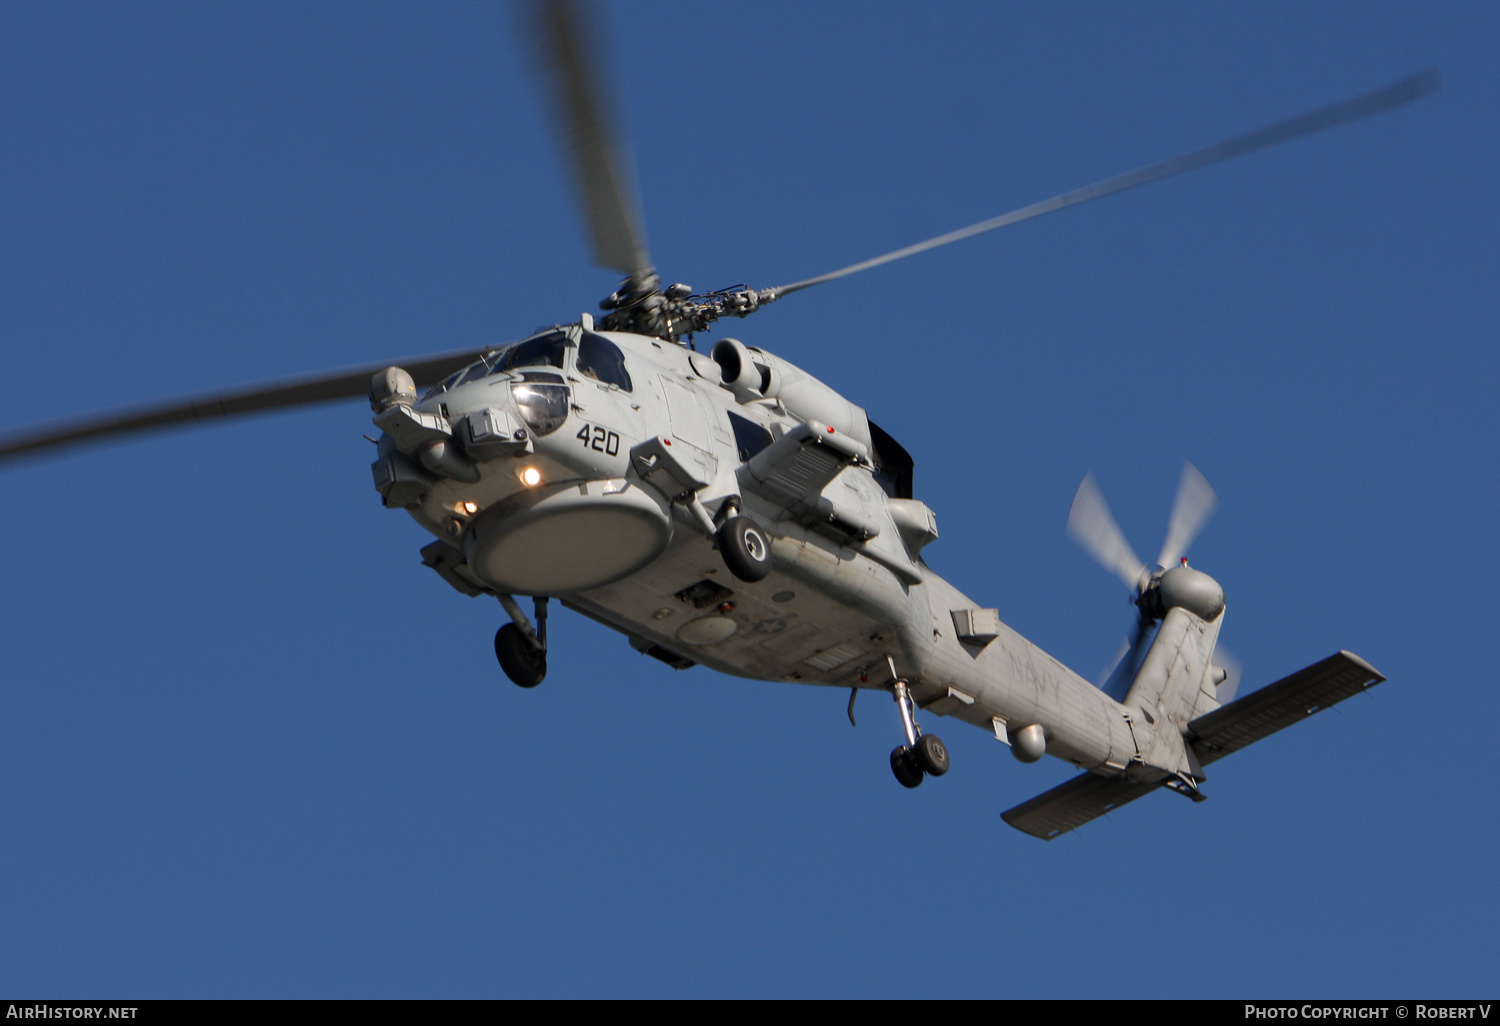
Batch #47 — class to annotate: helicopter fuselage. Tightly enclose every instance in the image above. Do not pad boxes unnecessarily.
[0,4,1406,835]
[369,321,1216,784]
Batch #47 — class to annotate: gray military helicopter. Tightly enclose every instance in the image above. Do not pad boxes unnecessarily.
[0,2,1437,838]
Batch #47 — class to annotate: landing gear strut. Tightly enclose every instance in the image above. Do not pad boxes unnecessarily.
[495,595,548,688]
[883,658,949,788]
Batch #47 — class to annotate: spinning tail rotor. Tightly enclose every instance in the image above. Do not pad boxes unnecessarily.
[1067,464,1226,699]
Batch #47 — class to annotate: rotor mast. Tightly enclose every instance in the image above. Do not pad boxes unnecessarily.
[596,278,780,342]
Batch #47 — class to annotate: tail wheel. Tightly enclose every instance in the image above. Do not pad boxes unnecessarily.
[717,515,772,582]
[890,746,924,788]
[494,623,546,688]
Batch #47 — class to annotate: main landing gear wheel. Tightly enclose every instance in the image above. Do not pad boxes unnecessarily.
[913,734,949,776]
[883,675,951,788]
[890,746,924,789]
[494,623,546,688]
[717,515,772,582]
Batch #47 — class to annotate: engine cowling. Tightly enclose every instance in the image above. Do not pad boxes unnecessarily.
[711,339,873,451]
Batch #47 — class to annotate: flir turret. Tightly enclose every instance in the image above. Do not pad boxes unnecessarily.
[369,365,478,492]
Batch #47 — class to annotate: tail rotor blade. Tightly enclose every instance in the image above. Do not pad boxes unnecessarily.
[1098,617,1155,701]
[1096,637,1132,691]
[1157,462,1218,568]
[1214,645,1244,704]
[1067,473,1145,591]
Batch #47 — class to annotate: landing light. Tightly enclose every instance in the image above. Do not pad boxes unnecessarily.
[461,501,479,515]
[520,466,542,487]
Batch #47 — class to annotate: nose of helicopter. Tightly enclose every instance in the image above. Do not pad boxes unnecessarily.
[463,477,674,595]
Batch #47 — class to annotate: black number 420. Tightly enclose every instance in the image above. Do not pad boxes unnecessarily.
[576,423,620,456]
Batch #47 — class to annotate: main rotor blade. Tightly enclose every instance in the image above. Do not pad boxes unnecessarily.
[1157,462,1218,568]
[1067,473,1145,591]
[769,69,1440,299]
[528,0,652,277]
[0,347,487,465]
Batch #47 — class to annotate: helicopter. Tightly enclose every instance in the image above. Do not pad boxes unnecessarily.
[0,3,1437,839]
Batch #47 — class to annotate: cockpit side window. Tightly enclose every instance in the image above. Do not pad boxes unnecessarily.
[577,333,633,391]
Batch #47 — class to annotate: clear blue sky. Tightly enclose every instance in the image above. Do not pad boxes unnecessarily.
[1,1,1494,998]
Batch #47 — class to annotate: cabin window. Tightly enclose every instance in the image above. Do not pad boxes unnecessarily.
[577,333,633,391]
[728,412,773,463]
[869,420,914,499]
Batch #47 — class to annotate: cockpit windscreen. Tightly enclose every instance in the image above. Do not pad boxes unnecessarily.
[493,332,567,373]
[423,331,569,401]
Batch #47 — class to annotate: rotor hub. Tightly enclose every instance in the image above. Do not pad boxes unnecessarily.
[1154,564,1224,622]
[598,273,780,344]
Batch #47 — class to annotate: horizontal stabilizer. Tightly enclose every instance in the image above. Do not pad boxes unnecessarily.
[1188,650,1385,766]
[1001,772,1162,841]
